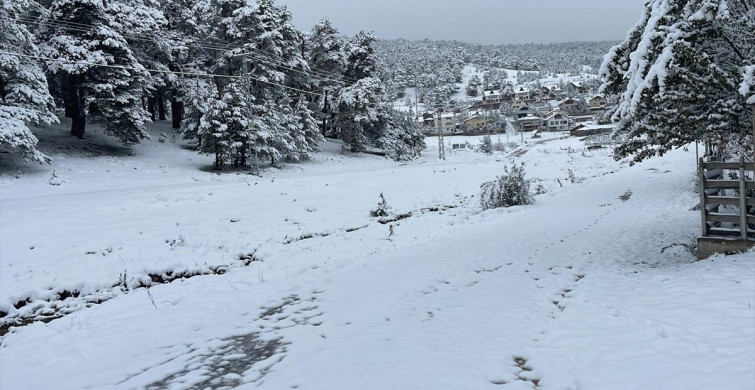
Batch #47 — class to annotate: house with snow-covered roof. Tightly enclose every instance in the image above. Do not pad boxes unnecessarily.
[543,111,572,131]
[510,100,527,110]
[530,100,550,114]
[482,90,502,104]
[462,115,487,131]
[517,115,542,132]
[557,98,581,113]
[514,86,531,101]
[588,94,607,111]
[569,123,616,137]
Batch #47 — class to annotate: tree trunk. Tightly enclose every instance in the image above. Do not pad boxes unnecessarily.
[147,95,156,121]
[171,97,183,129]
[70,86,86,139]
[321,92,328,136]
[64,75,76,118]
[157,93,166,121]
[0,75,6,101]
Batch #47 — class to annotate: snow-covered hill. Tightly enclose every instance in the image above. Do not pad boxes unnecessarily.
[1,121,753,390]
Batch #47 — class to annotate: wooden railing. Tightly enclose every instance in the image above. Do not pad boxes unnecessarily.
[698,158,755,240]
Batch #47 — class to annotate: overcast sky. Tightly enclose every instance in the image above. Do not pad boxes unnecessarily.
[277,0,649,44]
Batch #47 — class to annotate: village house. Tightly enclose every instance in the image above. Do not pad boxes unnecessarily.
[517,115,542,132]
[569,123,616,137]
[433,112,457,130]
[558,98,581,113]
[514,86,531,101]
[543,111,572,131]
[420,113,435,128]
[588,94,607,110]
[462,115,487,132]
[571,114,595,123]
[568,81,587,93]
[540,85,562,98]
[530,100,550,114]
[482,90,503,104]
[510,100,528,110]
[514,106,536,119]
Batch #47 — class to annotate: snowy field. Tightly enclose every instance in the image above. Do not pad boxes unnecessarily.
[1,121,753,390]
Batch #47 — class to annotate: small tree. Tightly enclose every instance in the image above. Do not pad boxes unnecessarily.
[197,82,249,168]
[370,192,392,217]
[480,163,533,210]
[478,135,493,154]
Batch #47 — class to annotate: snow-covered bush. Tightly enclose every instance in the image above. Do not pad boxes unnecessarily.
[478,135,493,154]
[370,193,392,217]
[480,163,533,210]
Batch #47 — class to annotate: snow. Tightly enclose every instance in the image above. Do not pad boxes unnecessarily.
[1,120,753,390]
[741,65,755,105]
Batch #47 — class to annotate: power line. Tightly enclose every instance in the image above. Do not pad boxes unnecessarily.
[16,1,363,84]
[7,14,361,86]
[0,50,327,98]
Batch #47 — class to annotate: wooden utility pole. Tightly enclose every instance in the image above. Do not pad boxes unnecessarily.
[751,103,754,160]
[243,56,259,175]
[437,108,445,160]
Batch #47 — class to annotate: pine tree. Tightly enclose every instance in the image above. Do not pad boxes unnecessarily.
[41,0,150,144]
[307,18,347,136]
[0,0,58,163]
[207,0,311,166]
[345,31,378,81]
[107,0,172,123]
[334,77,383,152]
[600,0,754,163]
[180,77,216,145]
[292,95,324,160]
[197,81,249,168]
[162,0,213,128]
[372,108,426,161]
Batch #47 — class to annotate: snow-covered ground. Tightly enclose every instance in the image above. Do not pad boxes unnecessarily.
[1,121,753,390]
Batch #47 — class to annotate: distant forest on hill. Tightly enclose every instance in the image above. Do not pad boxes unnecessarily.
[375,39,618,105]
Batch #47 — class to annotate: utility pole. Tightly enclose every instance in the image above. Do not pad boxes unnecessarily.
[437,107,446,160]
[243,56,260,175]
[414,74,420,124]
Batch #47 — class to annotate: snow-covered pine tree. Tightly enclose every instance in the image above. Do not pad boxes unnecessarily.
[334,76,383,152]
[307,18,347,136]
[345,30,378,81]
[333,30,379,151]
[208,0,310,166]
[292,95,324,160]
[106,0,172,123]
[197,81,250,168]
[466,74,480,97]
[41,0,151,144]
[0,0,58,163]
[600,0,754,163]
[371,108,426,161]
[179,76,216,144]
[161,0,213,128]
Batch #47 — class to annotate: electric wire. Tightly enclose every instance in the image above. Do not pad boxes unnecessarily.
[7,14,361,86]
[0,50,327,98]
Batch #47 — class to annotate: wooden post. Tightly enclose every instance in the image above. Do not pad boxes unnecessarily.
[751,103,754,160]
[740,157,748,240]
[699,158,708,237]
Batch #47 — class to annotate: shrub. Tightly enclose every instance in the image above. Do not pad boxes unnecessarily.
[370,192,392,217]
[478,135,493,154]
[480,163,533,210]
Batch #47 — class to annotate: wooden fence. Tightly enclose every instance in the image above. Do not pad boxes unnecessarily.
[698,158,755,241]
